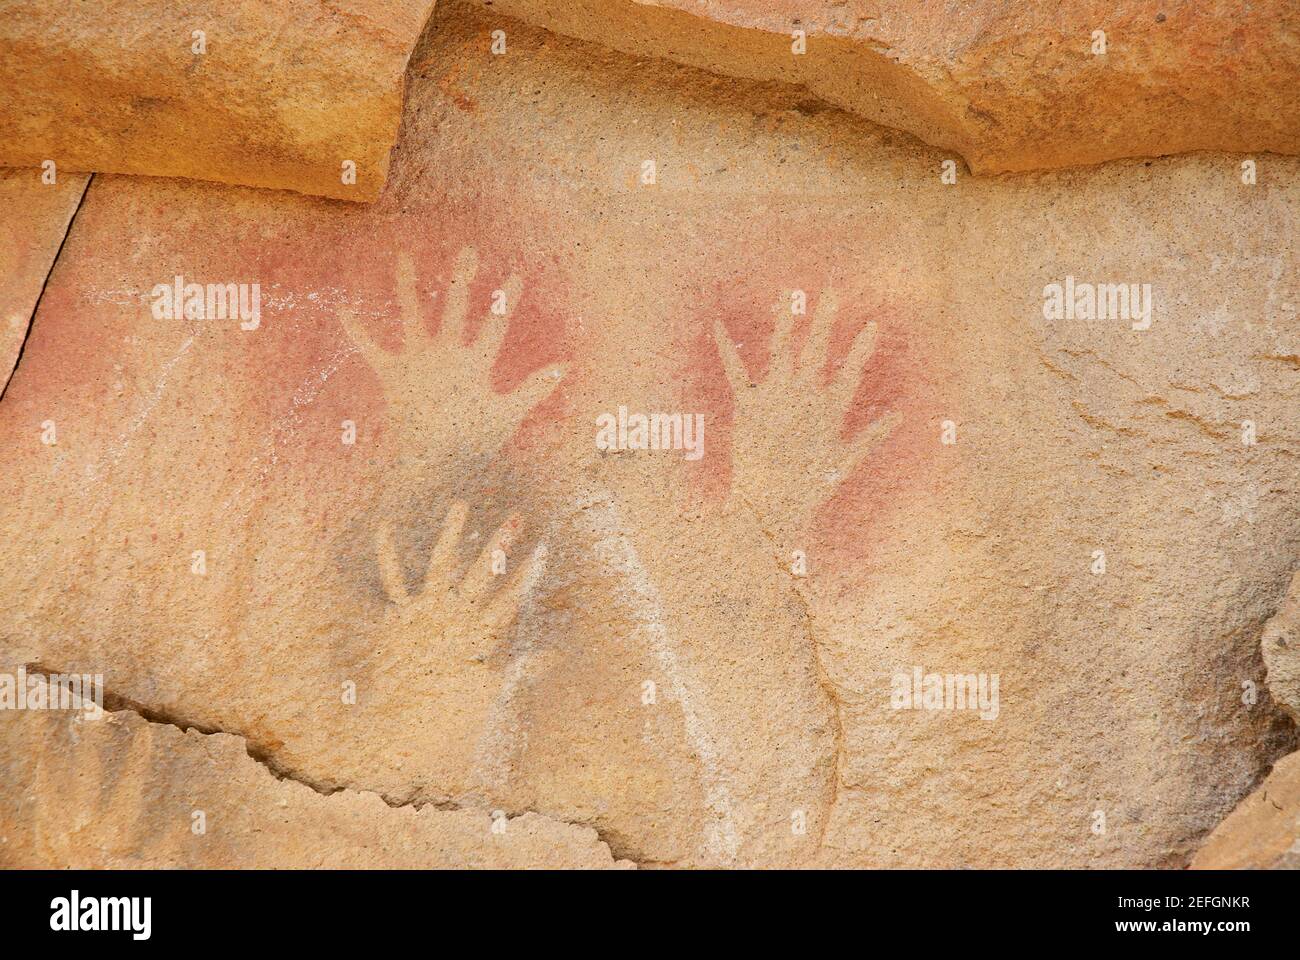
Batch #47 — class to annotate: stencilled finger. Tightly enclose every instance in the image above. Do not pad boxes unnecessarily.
[375,521,409,606]
[424,500,470,591]
[477,272,523,362]
[833,319,879,410]
[840,410,901,480]
[509,364,564,418]
[713,320,750,393]
[460,513,523,605]
[442,246,479,342]
[771,294,798,382]
[394,252,428,345]
[803,287,839,381]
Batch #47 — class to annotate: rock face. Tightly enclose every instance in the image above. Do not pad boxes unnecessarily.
[0,672,628,868]
[0,170,89,391]
[1263,572,1300,723]
[1191,750,1300,870]
[1,0,1297,199]
[1192,574,1300,868]
[0,1,1297,869]
[468,0,1300,174]
[0,0,436,201]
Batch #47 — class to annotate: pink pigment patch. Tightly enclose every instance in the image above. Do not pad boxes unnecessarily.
[677,231,949,571]
[233,189,575,472]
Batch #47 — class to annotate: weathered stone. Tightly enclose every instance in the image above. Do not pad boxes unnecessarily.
[0,672,629,868]
[0,169,89,391]
[1263,572,1300,723]
[469,0,1300,174]
[1191,573,1300,868]
[0,1,1297,869]
[0,1,436,201]
[1191,750,1300,869]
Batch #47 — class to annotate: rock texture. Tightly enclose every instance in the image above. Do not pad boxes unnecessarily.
[0,169,90,391]
[1191,750,1300,870]
[2,0,1297,201]
[0,1,1297,869]
[1192,573,1300,868]
[1263,571,1300,723]
[0,672,628,868]
[469,0,1300,173]
[0,0,436,201]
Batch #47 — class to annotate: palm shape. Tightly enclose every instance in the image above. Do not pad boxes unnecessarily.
[713,288,898,539]
[339,247,563,466]
[372,501,546,664]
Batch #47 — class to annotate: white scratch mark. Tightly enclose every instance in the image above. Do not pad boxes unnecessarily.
[214,343,357,520]
[470,541,550,796]
[82,336,194,489]
[579,490,740,864]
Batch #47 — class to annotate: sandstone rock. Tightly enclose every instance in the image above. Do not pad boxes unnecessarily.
[0,169,89,391]
[0,672,629,868]
[0,1,436,201]
[1262,572,1300,723]
[469,0,1300,174]
[1191,750,1300,869]
[1191,573,1300,868]
[0,1,1297,869]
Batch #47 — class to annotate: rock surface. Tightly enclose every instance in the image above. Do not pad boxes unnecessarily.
[0,1,1297,869]
[0,0,436,201]
[1263,572,1300,723]
[2,0,1297,201]
[1192,572,1300,868]
[0,672,628,868]
[1191,750,1300,869]
[0,170,89,391]
[470,0,1300,173]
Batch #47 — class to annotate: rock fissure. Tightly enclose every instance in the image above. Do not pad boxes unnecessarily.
[0,174,91,404]
[22,663,636,864]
